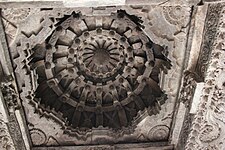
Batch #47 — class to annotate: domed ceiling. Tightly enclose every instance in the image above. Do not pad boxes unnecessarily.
[31,10,171,130]
[0,4,193,149]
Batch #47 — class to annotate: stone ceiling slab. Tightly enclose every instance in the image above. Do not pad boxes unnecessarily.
[0,5,191,147]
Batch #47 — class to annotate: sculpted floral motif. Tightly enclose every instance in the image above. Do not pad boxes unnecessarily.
[199,123,221,142]
[30,128,47,146]
[211,89,225,124]
[162,6,188,26]
[147,125,169,141]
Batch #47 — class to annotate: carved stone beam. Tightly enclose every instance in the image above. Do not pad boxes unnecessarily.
[193,4,223,82]
[0,87,15,150]
[172,3,223,149]
[185,4,208,81]
[170,3,209,149]
[0,15,31,150]
[0,0,201,8]
[0,14,13,82]
[185,3,225,149]
[32,143,174,150]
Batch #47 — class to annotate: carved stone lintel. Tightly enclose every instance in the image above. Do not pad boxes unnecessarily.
[0,15,28,150]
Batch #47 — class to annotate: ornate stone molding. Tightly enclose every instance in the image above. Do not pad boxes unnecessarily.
[0,83,20,111]
[0,100,15,150]
[0,82,27,150]
[185,3,225,150]
[171,3,223,149]
[179,72,197,107]
[195,3,223,81]
[0,15,29,150]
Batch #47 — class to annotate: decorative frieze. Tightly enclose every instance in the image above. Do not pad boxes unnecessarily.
[195,3,223,81]
[0,111,15,150]
[0,15,28,150]
[0,83,20,111]
[185,3,225,150]
[0,83,27,150]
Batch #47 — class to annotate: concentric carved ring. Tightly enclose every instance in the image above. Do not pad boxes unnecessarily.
[32,10,171,130]
[75,29,127,82]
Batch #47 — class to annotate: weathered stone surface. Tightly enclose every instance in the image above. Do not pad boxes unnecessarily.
[1,0,224,149]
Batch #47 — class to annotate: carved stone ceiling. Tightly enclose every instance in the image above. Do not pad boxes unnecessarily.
[0,1,214,149]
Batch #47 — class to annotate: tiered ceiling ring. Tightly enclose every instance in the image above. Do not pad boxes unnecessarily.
[32,10,171,130]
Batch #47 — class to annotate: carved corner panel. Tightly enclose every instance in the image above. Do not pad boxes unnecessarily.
[1,6,191,147]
